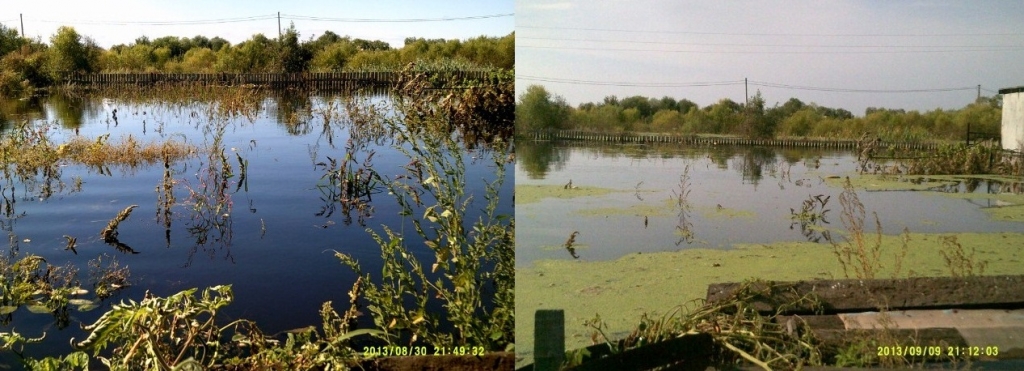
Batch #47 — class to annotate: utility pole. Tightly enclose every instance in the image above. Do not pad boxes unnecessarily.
[745,78,749,105]
[977,84,981,100]
[277,12,281,40]
[20,14,24,37]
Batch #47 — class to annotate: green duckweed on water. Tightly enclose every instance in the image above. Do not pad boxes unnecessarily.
[574,198,675,217]
[514,231,1024,368]
[514,184,623,204]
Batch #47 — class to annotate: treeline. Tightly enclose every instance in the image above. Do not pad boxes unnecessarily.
[0,22,513,96]
[516,85,1002,142]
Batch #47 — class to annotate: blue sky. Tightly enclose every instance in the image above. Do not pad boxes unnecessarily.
[1,1,513,49]
[515,0,1024,115]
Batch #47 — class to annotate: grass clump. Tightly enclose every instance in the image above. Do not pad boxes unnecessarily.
[825,177,909,280]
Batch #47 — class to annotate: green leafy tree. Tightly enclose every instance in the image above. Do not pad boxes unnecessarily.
[45,26,95,81]
[181,47,217,72]
[742,91,777,139]
[0,23,26,57]
[277,23,311,73]
[650,109,684,132]
[310,40,359,71]
[516,85,570,134]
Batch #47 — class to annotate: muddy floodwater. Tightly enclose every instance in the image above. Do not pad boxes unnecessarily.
[0,93,512,362]
[514,140,1024,366]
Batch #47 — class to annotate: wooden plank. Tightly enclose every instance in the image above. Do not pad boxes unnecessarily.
[535,310,565,371]
[707,275,1024,315]
[814,328,968,360]
[359,352,514,371]
[566,333,715,371]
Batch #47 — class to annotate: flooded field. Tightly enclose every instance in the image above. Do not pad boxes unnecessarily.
[515,140,1024,366]
[0,91,513,362]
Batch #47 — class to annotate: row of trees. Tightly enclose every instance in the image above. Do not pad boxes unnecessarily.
[516,85,1002,141]
[0,23,514,96]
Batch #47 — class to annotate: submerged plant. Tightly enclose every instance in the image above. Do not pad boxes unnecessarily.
[672,164,695,245]
[335,96,514,351]
[789,194,831,243]
[99,205,140,254]
[314,137,383,227]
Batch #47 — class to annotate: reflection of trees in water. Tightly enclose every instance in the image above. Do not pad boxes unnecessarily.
[271,92,314,135]
[0,96,47,132]
[736,146,778,186]
[48,93,103,130]
[517,140,569,180]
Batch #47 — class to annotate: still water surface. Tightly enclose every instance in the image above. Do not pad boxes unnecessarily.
[516,140,1021,267]
[0,93,512,360]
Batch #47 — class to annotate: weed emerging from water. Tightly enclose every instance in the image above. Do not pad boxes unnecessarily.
[672,163,695,245]
[826,178,909,280]
[790,194,831,243]
[335,101,514,351]
[939,235,988,278]
[314,137,383,226]
[99,205,140,254]
[88,254,131,300]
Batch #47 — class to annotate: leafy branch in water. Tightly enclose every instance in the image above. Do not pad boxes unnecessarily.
[336,82,514,351]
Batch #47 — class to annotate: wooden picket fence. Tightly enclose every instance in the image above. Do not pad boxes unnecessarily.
[61,71,496,90]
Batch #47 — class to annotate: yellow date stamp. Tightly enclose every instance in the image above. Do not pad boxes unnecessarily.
[876,345,999,359]
[362,345,487,357]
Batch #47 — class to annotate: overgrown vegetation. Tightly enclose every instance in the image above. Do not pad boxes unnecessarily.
[516,84,1002,141]
[864,142,1024,177]
[573,280,826,370]
[0,21,513,97]
[1,57,513,368]
[334,95,514,351]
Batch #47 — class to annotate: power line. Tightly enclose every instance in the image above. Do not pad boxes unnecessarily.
[748,81,976,93]
[518,75,743,88]
[19,12,512,27]
[517,25,1024,38]
[517,36,1024,50]
[280,13,513,23]
[28,14,278,26]
[518,74,978,94]
[518,44,1024,54]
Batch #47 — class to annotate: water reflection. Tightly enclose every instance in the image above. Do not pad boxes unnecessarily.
[516,140,1022,266]
[516,140,569,179]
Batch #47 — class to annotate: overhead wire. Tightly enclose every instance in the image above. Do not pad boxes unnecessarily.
[517,44,1024,54]
[28,14,279,26]
[517,25,1024,38]
[517,36,1024,50]
[748,81,976,93]
[18,12,511,26]
[519,75,982,94]
[517,75,743,88]
[281,13,513,23]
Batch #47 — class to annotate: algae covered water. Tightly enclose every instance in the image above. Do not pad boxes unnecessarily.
[514,139,1024,367]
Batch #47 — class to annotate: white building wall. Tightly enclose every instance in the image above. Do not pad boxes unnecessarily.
[1004,91,1024,151]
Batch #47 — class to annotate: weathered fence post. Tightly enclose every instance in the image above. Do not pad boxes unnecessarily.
[535,310,565,371]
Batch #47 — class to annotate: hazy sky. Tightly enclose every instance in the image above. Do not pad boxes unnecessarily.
[2,1,513,50]
[515,1,1024,115]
